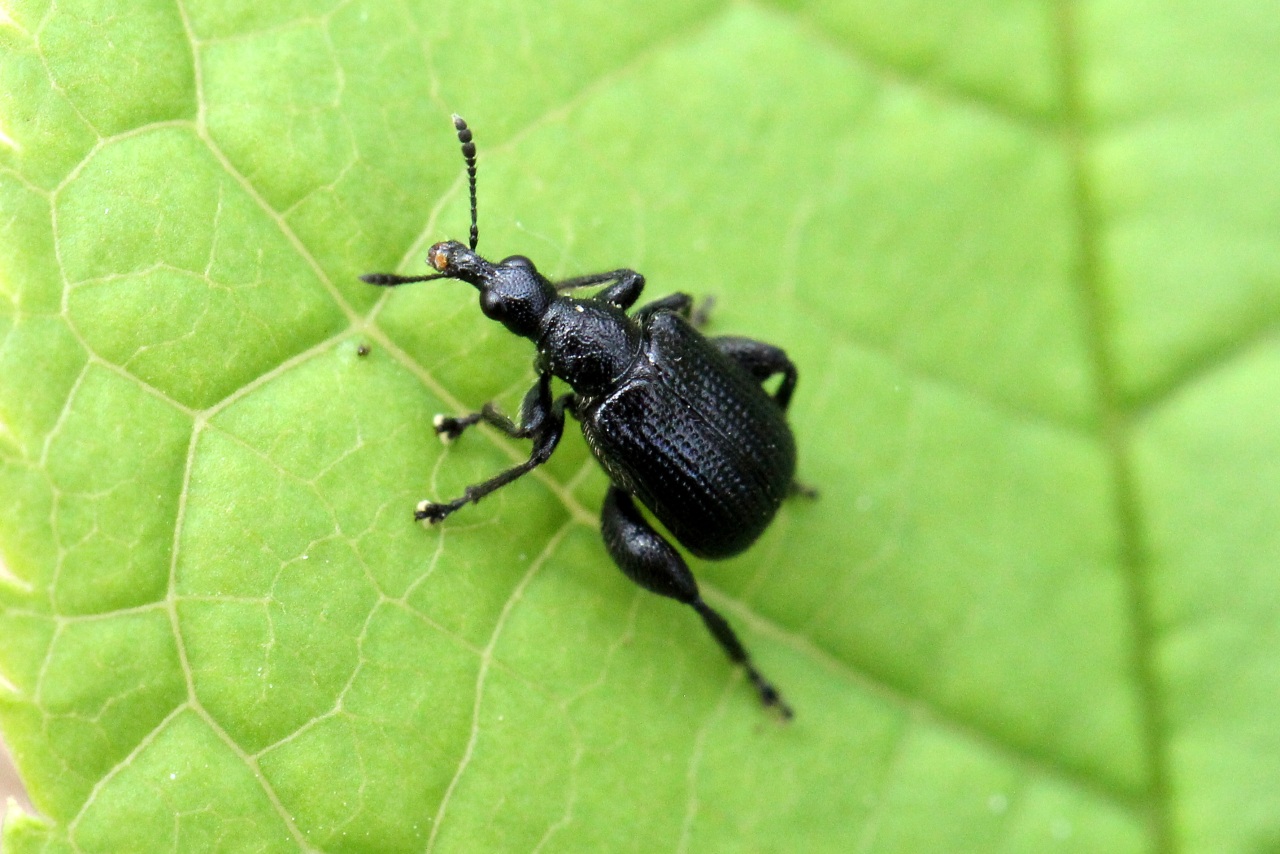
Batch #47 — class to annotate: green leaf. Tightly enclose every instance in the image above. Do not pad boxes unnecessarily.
[2,0,1277,851]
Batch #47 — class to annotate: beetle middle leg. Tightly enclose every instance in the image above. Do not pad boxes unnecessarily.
[712,336,798,411]
[554,269,645,310]
[633,292,692,326]
[600,485,793,718]
[631,292,714,329]
[713,336,815,498]
[417,375,574,524]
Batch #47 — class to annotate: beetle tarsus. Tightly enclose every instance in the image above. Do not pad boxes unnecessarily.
[789,480,819,500]
[433,413,481,444]
[691,598,793,720]
[414,500,453,524]
[749,671,794,721]
[689,295,715,329]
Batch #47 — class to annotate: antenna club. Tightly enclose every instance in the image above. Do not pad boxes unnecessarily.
[451,114,481,251]
[452,116,476,157]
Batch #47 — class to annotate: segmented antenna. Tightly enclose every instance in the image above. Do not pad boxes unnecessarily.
[356,116,479,288]
[452,114,479,250]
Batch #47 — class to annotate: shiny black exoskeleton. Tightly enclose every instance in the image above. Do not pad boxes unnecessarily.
[362,117,807,718]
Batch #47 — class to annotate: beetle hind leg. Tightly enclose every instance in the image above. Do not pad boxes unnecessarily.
[691,600,789,712]
[600,485,793,719]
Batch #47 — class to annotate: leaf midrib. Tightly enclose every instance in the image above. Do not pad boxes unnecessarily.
[1052,2,1172,849]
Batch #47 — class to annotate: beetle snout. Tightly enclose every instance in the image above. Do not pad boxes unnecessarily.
[427,241,456,272]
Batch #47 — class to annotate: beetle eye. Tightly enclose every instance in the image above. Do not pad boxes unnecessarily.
[480,289,506,320]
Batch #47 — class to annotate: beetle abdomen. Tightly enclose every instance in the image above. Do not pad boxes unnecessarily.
[579,314,795,559]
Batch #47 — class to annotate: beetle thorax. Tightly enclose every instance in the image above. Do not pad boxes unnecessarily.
[537,298,640,396]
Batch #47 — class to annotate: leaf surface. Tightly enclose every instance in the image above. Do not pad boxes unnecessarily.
[1,1,1278,851]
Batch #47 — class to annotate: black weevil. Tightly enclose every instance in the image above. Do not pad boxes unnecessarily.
[363,116,808,718]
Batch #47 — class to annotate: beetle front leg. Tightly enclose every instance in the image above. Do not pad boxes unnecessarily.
[434,375,553,443]
[600,485,793,718]
[554,269,646,310]
[417,382,571,524]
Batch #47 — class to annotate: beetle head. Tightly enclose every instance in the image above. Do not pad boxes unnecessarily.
[360,117,552,339]
[429,242,554,339]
